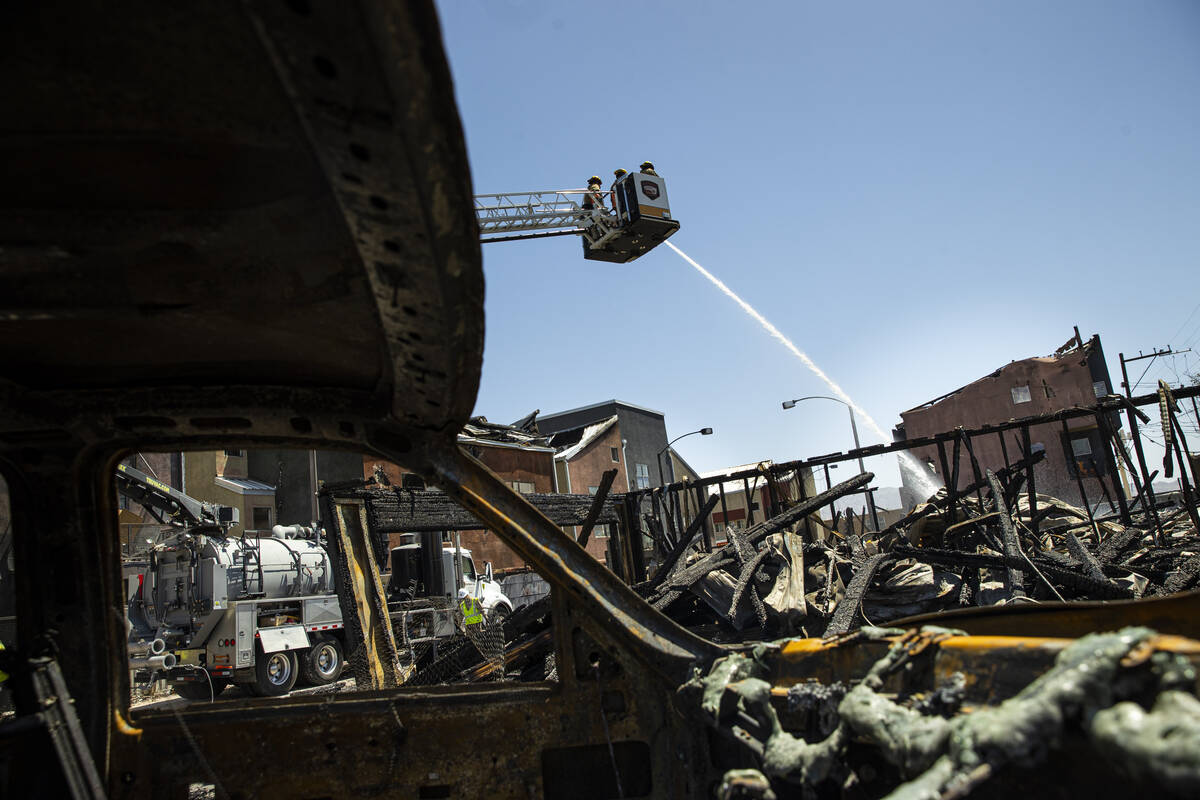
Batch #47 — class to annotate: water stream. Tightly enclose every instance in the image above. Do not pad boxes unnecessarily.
[664,240,942,500]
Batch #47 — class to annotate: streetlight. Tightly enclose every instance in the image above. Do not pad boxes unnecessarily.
[657,427,713,486]
[782,395,880,532]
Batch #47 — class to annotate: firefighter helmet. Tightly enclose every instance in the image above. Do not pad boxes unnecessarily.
[640,161,655,170]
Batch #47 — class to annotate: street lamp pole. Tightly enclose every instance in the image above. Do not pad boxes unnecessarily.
[782,395,880,532]
[657,427,713,487]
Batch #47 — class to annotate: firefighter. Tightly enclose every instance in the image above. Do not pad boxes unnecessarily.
[610,168,629,214]
[639,160,659,177]
[581,176,605,210]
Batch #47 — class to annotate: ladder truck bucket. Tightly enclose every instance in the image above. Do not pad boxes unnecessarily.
[583,173,680,263]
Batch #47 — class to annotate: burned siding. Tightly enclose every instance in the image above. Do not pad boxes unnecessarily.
[899,334,1121,509]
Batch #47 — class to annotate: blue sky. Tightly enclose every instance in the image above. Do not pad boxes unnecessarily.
[436,0,1200,488]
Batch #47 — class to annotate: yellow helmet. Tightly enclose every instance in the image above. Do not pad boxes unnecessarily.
[640,161,655,170]
[614,168,628,177]
[588,175,601,184]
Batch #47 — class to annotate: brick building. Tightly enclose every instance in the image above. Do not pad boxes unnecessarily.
[896,330,1120,510]
[537,400,671,491]
[365,416,558,573]
[546,415,628,564]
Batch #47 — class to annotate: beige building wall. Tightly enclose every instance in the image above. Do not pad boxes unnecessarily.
[183,450,275,536]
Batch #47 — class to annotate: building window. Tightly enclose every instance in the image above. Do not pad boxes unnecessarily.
[1093,381,1107,398]
[594,524,610,539]
[588,486,599,495]
[634,463,650,490]
[224,449,245,457]
[611,446,620,463]
[1042,380,1055,399]
[252,506,271,531]
[1011,385,1031,404]
[1062,431,1101,478]
[510,481,535,494]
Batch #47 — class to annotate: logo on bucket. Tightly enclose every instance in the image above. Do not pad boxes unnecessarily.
[640,181,660,200]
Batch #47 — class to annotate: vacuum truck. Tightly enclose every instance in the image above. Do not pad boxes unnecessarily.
[119,461,512,700]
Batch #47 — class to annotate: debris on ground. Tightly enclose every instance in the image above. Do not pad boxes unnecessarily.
[633,468,1200,646]
[396,463,1200,686]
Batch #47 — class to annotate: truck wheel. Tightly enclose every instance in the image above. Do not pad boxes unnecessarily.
[300,635,345,685]
[174,676,227,701]
[250,650,298,697]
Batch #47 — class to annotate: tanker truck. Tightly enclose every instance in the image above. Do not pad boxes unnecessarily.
[120,462,512,700]
[120,457,347,699]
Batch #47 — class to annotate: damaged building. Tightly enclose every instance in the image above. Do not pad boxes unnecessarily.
[897,328,1121,511]
[1,4,1199,800]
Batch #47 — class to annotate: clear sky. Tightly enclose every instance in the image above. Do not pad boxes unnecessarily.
[436,0,1200,489]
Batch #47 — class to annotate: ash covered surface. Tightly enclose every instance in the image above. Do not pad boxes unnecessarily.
[684,626,1200,798]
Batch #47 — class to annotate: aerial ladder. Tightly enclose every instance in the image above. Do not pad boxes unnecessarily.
[474,171,680,263]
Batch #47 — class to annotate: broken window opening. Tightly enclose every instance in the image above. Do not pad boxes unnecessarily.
[122,447,561,717]
[1011,385,1032,404]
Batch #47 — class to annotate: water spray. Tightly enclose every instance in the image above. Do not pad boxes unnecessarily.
[664,240,942,500]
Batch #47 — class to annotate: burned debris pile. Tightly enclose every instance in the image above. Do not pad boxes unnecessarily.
[349,448,1200,688]
[638,463,1200,645]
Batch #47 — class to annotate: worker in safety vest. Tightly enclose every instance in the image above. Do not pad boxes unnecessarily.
[639,160,659,177]
[581,176,605,210]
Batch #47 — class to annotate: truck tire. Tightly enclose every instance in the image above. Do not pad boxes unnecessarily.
[250,649,298,697]
[174,676,227,702]
[300,634,345,686]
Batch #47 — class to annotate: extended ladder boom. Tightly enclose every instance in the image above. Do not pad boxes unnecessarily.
[474,172,680,263]
[474,190,593,242]
[115,462,232,529]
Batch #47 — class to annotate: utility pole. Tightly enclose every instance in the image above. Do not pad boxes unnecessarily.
[1118,348,1183,535]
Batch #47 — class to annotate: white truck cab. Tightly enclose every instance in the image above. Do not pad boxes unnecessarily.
[452,549,512,620]
[387,541,514,620]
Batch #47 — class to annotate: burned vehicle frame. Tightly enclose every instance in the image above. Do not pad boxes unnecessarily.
[1,2,1198,799]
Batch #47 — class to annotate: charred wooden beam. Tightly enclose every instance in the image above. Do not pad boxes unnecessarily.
[1063,530,1108,585]
[649,473,873,609]
[823,553,893,637]
[877,450,1046,548]
[577,468,618,548]
[986,470,1026,600]
[333,487,621,534]
[648,494,720,591]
